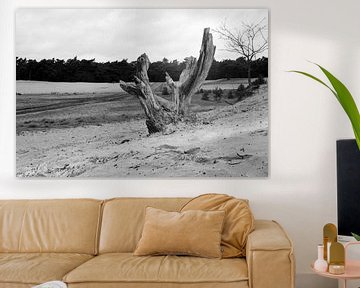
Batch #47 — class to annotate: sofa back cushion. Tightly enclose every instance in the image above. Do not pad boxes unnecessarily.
[99,198,189,253]
[0,199,102,254]
[181,194,254,258]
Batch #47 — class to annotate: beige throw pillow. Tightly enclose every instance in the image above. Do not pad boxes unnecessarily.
[181,193,255,258]
[134,207,225,258]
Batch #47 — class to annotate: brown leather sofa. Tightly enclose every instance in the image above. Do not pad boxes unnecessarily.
[0,198,295,288]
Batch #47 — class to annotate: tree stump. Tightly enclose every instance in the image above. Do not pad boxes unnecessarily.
[120,28,215,133]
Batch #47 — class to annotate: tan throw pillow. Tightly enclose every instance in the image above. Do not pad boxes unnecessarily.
[134,207,225,258]
[181,193,254,258]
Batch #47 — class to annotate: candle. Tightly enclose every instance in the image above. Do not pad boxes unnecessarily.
[328,264,345,275]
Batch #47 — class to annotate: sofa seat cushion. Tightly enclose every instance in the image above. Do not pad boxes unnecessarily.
[64,253,248,285]
[0,253,93,285]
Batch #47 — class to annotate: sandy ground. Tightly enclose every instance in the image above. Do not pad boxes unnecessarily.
[16,82,268,178]
[16,81,122,95]
[16,78,256,95]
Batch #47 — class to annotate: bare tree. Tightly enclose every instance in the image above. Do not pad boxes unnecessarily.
[120,28,215,134]
[214,19,268,86]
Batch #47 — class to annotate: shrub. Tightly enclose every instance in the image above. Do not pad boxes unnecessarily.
[228,90,234,99]
[238,84,246,92]
[196,88,204,94]
[201,90,210,101]
[213,87,223,102]
[252,75,266,86]
[236,83,252,101]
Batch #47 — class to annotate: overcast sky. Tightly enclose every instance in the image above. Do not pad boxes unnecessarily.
[16,9,268,62]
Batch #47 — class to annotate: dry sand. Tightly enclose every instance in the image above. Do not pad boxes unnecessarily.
[16,82,268,178]
[16,81,122,95]
[16,79,254,95]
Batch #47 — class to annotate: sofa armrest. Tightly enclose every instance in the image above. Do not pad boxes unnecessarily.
[246,220,295,288]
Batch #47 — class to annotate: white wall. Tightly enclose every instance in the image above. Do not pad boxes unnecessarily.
[1,0,360,287]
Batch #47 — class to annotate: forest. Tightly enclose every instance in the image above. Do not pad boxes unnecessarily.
[16,56,268,83]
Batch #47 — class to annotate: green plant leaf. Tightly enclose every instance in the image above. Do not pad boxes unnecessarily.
[316,65,360,145]
[289,65,360,150]
[288,70,337,98]
[351,232,360,241]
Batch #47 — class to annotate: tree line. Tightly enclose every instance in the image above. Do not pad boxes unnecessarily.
[16,56,268,83]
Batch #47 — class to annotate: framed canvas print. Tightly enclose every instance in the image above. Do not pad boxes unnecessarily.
[16,8,269,178]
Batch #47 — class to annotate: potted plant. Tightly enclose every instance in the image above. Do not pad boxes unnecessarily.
[291,64,360,241]
[352,233,360,241]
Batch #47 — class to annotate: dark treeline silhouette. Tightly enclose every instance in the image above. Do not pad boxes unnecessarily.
[16,56,268,83]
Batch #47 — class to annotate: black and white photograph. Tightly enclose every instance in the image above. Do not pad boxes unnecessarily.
[16,9,269,177]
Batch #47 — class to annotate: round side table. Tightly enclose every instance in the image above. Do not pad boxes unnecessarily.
[311,242,360,288]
